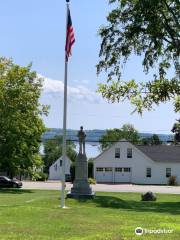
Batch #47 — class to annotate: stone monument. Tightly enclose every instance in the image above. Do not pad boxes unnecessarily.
[67,126,94,198]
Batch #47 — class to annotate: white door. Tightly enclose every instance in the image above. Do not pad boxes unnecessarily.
[114,167,131,183]
[96,167,113,182]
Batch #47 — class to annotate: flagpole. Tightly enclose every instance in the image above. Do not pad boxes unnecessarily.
[61,0,70,208]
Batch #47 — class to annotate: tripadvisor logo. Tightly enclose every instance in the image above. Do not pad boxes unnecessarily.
[135,227,174,235]
[135,227,143,235]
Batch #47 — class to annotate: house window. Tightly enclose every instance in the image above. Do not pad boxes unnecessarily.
[96,168,103,172]
[146,168,151,178]
[166,168,171,177]
[105,167,112,172]
[115,148,120,158]
[124,168,131,172]
[60,160,62,167]
[115,168,122,172]
[127,148,132,158]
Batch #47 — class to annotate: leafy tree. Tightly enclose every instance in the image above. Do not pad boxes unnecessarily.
[97,0,180,114]
[141,134,162,145]
[171,119,180,143]
[141,137,151,145]
[99,124,140,150]
[150,134,162,145]
[0,57,48,178]
[43,135,77,173]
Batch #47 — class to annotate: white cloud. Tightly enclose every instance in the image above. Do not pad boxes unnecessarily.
[38,74,101,104]
[73,79,89,85]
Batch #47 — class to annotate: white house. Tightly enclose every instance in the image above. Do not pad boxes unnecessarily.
[48,156,71,180]
[93,141,180,185]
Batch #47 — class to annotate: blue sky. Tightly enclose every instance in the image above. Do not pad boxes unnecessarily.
[0,0,178,134]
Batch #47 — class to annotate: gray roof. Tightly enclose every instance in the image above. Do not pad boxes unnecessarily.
[136,145,180,163]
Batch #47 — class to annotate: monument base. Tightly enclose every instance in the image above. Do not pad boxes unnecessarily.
[67,191,95,199]
[67,179,95,199]
[67,150,95,199]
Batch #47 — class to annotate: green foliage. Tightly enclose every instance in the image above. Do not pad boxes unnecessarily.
[141,137,151,145]
[168,176,177,186]
[99,124,140,150]
[150,134,162,145]
[142,134,162,145]
[97,0,180,113]
[43,135,77,173]
[171,119,180,143]
[32,172,48,181]
[0,57,48,177]
[88,178,96,185]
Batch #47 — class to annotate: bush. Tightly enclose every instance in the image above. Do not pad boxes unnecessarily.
[34,172,48,181]
[141,191,157,201]
[88,178,96,185]
[31,172,39,181]
[168,176,177,186]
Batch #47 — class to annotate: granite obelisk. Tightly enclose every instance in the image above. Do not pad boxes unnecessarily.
[67,126,94,198]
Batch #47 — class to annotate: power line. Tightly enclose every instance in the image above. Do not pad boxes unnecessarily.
[42,139,174,143]
[67,140,174,143]
[44,129,173,134]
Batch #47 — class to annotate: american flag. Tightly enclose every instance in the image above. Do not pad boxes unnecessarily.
[65,8,75,61]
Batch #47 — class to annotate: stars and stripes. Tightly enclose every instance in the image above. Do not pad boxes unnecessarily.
[65,8,75,61]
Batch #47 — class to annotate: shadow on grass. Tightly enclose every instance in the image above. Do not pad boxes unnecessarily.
[78,195,180,215]
[0,189,34,194]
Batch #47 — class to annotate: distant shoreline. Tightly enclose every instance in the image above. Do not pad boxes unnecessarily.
[42,128,173,143]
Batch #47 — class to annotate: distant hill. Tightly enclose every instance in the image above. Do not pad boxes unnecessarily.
[42,128,174,143]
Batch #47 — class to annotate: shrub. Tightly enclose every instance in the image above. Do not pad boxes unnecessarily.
[88,178,96,185]
[141,191,157,201]
[168,176,177,186]
[31,172,40,181]
[34,172,48,181]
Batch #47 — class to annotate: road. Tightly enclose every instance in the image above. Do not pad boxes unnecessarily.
[22,181,180,194]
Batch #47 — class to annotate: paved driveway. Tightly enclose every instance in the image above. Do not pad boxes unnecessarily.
[22,181,180,194]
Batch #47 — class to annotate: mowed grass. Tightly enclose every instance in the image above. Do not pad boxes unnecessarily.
[0,189,179,240]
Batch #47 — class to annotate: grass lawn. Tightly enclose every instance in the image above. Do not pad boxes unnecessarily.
[0,189,179,240]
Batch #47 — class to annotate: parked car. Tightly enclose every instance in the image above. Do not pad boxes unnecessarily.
[0,176,22,188]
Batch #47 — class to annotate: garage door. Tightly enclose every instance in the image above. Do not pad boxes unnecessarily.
[114,167,131,183]
[96,167,113,183]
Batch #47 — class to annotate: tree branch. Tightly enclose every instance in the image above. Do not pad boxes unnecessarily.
[160,8,179,53]
[163,0,180,28]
